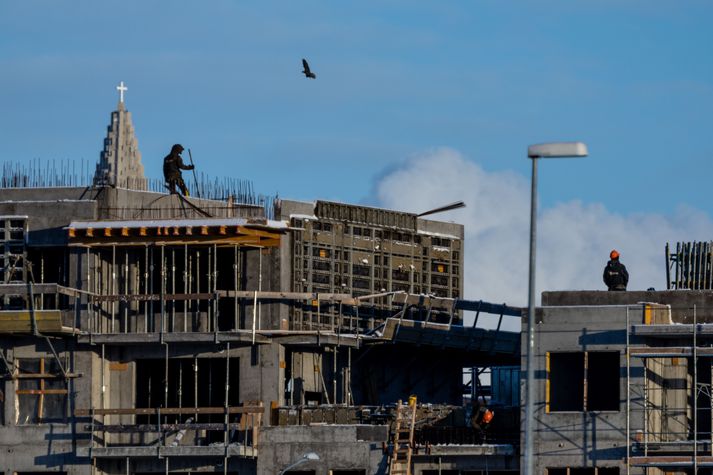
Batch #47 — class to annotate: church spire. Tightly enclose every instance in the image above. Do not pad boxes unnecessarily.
[93,81,146,189]
[116,81,128,104]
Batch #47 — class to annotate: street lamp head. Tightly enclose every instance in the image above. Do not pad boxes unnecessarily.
[527,142,588,159]
[416,201,466,218]
[304,452,320,461]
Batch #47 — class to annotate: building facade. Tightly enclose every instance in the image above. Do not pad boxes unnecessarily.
[526,290,713,475]
[0,94,526,475]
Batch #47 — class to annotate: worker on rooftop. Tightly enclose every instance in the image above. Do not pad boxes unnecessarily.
[163,144,194,196]
[603,249,629,291]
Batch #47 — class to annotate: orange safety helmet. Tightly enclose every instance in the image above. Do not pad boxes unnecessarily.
[482,409,494,424]
[610,249,620,260]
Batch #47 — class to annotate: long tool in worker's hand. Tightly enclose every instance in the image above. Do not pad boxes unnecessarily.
[187,148,200,198]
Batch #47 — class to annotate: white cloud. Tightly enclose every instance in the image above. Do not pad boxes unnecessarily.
[375,148,713,308]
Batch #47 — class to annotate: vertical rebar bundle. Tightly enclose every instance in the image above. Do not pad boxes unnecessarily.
[666,241,713,289]
[0,160,276,219]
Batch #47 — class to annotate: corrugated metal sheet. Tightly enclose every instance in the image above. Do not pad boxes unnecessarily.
[491,366,520,407]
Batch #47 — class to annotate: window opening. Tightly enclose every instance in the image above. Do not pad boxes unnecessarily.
[549,352,584,411]
[587,352,620,411]
[548,351,620,412]
[15,357,68,424]
[135,358,238,429]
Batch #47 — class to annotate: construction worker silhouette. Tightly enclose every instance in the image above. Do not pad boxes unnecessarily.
[471,400,494,442]
[163,144,193,196]
[603,249,629,291]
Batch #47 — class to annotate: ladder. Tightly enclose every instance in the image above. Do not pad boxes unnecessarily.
[389,398,417,475]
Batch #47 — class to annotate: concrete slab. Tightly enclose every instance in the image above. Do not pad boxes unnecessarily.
[78,331,271,345]
[415,443,515,456]
[78,444,256,458]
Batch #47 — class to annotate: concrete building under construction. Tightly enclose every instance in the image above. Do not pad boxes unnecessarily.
[0,92,522,475]
[4,89,713,475]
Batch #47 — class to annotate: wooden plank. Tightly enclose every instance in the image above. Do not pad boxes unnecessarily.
[57,285,88,298]
[257,238,281,247]
[68,235,281,248]
[0,310,63,333]
[74,406,264,416]
[86,423,243,433]
[90,292,214,302]
[9,372,80,379]
[218,290,351,301]
[237,226,280,239]
[545,351,550,413]
[630,347,713,357]
[77,332,271,345]
[629,455,713,466]
[16,389,68,395]
[78,445,256,458]
[633,324,713,337]
[0,283,57,296]
[455,299,523,317]
[392,294,522,316]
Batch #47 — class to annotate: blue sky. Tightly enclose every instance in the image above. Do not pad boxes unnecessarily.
[1,1,712,217]
[3,1,713,301]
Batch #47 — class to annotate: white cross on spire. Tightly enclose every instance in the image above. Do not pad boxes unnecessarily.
[116,81,128,103]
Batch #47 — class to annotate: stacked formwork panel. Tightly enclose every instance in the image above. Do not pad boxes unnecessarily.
[285,200,464,332]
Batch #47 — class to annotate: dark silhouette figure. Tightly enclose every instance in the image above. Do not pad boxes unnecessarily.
[470,400,494,443]
[302,58,316,79]
[603,249,629,291]
[163,144,194,196]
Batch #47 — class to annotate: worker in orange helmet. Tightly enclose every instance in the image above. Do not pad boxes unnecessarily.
[603,249,629,291]
[471,401,495,438]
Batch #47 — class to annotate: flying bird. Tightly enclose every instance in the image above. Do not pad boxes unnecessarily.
[302,58,316,79]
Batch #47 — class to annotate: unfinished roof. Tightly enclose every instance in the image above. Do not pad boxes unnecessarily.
[315,200,417,230]
[66,217,288,247]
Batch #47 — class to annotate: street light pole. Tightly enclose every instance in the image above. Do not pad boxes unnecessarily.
[524,155,538,475]
[524,142,588,475]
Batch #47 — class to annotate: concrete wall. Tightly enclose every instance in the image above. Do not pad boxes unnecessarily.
[416,217,464,240]
[257,425,388,475]
[0,189,98,246]
[543,290,713,323]
[523,304,645,475]
[0,337,93,474]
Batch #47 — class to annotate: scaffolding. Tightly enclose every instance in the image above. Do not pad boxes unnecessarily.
[0,159,276,212]
[626,303,713,472]
[666,241,713,290]
[290,201,464,331]
[0,187,527,473]
[75,352,264,474]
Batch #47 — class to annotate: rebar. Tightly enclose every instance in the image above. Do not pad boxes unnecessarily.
[667,241,713,290]
[0,160,277,218]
